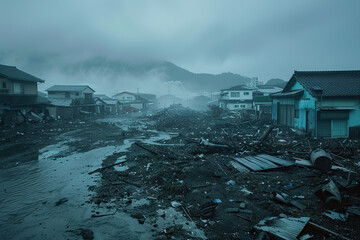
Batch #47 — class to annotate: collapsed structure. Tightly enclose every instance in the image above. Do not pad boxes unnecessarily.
[0,64,49,126]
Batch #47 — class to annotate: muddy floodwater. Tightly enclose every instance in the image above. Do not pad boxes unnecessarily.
[0,117,175,240]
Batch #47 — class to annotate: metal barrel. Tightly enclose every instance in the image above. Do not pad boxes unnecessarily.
[310,149,332,172]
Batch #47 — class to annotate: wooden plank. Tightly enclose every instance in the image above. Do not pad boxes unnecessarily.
[247,156,280,169]
[230,161,250,173]
[257,154,294,167]
[234,158,263,171]
[243,156,272,170]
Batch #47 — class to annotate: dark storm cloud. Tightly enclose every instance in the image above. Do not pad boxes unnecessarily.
[0,0,359,87]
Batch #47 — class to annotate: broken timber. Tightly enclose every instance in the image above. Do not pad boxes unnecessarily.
[134,142,159,155]
[232,154,294,172]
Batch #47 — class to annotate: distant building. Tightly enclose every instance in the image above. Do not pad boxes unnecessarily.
[156,94,182,108]
[46,85,95,119]
[189,95,211,111]
[219,85,256,110]
[271,70,360,138]
[93,94,121,115]
[247,77,263,88]
[0,64,49,126]
[112,92,151,111]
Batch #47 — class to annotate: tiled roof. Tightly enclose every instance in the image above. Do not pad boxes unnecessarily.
[284,70,360,97]
[0,64,44,83]
[46,85,95,92]
[256,85,280,89]
[271,89,304,98]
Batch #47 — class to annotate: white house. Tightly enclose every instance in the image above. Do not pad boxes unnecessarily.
[219,85,256,110]
[112,92,149,110]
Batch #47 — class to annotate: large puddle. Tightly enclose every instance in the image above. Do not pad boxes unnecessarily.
[0,117,201,239]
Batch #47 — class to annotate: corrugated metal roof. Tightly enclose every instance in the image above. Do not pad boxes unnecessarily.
[0,64,44,83]
[46,85,95,92]
[254,216,310,240]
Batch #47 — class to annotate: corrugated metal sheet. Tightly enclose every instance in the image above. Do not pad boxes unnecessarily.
[254,216,310,240]
[231,154,294,172]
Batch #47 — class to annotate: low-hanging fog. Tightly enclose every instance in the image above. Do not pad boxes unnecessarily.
[0,0,359,98]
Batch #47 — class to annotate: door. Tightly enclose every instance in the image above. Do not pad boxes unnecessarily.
[306,111,309,133]
[332,119,348,138]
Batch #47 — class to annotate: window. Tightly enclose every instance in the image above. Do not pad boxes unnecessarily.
[243,92,249,95]
[230,92,240,98]
[75,92,79,96]
[241,105,246,108]
[234,104,239,108]
[127,96,132,99]
[65,92,70,98]
[2,82,6,89]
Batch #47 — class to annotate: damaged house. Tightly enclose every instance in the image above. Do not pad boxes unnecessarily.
[219,85,256,111]
[46,85,95,119]
[271,70,360,138]
[112,92,150,111]
[0,64,49,126]
[93,94,121,115]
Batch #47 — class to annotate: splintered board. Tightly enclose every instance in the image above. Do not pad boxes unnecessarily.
[232,154,294,172]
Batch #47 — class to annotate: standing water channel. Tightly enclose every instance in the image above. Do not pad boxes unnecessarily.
[0,117,174,240]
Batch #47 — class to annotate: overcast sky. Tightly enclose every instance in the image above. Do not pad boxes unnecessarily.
[1,0,359,84]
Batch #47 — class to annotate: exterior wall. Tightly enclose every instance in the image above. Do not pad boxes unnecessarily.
[272,81,317,135]
[23,82,38,94]
[113,92,137,101]
[130,103,144,110]
[47,106,78,119]
[0,78,37,95]
[227,90,253,100]
[227,102,252,110]
[219,89,254,111]
[48,91,83,99]
[0,77,12,93]
[47,87,94,99]
[273,80,360,138]
[318,98,360,127]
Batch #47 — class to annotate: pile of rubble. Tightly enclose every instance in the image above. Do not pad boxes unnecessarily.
[92,105,360,239]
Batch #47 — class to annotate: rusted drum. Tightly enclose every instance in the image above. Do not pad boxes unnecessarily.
[310,149,332,172]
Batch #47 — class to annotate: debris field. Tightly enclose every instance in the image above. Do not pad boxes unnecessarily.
[88,105,360,240]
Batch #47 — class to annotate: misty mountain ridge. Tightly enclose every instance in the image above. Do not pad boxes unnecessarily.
[62,57,252,92]
[265,78,287,88]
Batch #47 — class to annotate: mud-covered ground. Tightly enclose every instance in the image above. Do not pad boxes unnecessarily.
[1,108,360,239]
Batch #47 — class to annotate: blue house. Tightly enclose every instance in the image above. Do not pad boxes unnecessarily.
[271,70,360,138]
